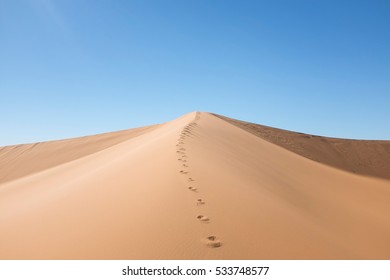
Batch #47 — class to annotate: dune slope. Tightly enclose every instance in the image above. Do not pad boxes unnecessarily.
[214,114,390,180]
[0,112,390,259]
[0,125,158,185]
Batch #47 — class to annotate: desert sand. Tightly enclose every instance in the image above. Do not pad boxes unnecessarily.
[0,112,389,259]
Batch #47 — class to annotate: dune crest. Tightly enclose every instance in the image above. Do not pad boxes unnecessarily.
[215,114,390,180]
[1,112,390,259]
[0,125,158,185]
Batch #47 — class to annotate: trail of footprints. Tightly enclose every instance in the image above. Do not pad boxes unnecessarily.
[176,113,222,248]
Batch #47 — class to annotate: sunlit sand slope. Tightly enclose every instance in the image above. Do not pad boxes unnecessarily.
[0,125,158,184]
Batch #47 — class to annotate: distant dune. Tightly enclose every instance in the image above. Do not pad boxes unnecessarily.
[1,112,389,259]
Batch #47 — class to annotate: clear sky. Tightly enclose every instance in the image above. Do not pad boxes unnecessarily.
[1,0,389,146]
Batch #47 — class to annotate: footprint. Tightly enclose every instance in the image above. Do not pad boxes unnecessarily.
[197,215,210,222]
[188,178,194,182]
[205,236,221,248]
[188,186,197,192]
[180,170,188,174]
[197,199,205,205]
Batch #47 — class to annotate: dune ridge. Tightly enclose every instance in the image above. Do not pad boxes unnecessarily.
[214,113,390,180]
[0,125,158,185]
[1,112,390,259]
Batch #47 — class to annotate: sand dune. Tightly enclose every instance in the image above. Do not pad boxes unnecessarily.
[215,114,390,180]
[0,125,158,185]
[1,112,389,259]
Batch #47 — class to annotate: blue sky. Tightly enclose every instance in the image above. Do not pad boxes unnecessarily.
[1,0,389,145]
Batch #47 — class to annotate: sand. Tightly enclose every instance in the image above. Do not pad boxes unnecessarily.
[0,112,389,259]
[215,114,390,180]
